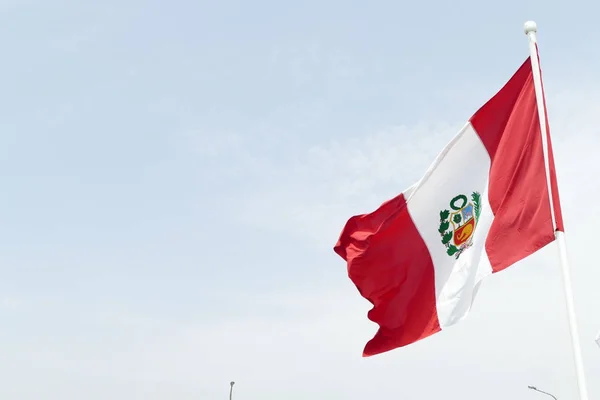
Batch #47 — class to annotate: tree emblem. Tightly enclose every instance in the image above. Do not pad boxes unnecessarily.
[438,192,482,259]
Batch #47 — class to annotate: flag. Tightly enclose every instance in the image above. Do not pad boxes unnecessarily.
[333,57,563,357]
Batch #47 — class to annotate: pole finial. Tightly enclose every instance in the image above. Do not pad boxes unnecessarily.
[524,21,537,34]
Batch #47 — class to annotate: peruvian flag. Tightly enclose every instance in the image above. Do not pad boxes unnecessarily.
[334,57,563,357]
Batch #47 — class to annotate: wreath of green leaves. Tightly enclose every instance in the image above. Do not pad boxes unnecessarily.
[438,191,482,258]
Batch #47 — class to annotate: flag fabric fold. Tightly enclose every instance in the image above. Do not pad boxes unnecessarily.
[334,57,563,357]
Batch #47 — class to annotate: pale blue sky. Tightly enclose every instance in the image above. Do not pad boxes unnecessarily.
[1,1,599,399]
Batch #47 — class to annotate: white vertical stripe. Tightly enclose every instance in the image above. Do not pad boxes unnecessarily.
[406,123,493,329]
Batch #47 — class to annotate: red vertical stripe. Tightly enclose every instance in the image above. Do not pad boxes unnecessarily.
[470,57,562,272]
[334,193,440,356]
[537,44,564,232]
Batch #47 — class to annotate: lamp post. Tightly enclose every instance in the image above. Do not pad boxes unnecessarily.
[528,385,558,400]
[229,381,235,400]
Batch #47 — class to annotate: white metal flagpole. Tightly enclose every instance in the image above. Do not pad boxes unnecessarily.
[524,21,589,400]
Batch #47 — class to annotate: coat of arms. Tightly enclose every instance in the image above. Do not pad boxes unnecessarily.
[438,192,482,259]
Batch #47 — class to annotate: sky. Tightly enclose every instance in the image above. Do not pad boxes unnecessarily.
[0,0,599,399]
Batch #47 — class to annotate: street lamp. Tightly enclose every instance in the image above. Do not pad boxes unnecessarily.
[528,385,558,400]
[229,381,235,400]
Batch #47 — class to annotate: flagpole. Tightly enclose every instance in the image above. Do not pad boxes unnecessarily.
[524,21,589,400]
